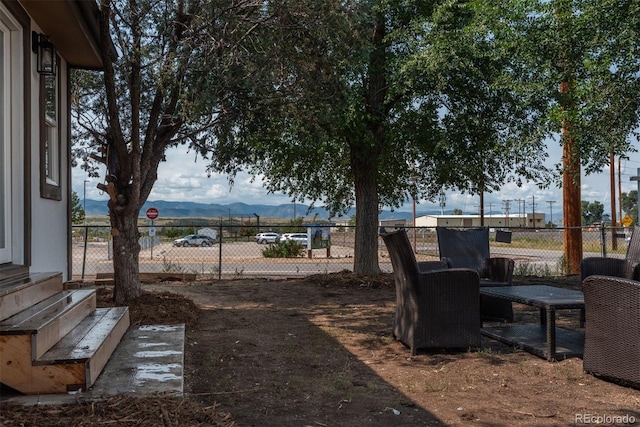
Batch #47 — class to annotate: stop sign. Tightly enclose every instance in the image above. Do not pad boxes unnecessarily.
[146,207,159,220]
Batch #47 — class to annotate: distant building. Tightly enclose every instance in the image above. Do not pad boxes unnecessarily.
[415,213,546,228]
[378,219,407,231]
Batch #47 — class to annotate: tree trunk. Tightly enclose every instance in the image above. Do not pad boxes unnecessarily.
[561,114,583,275]
[556,1,582,275]
[352,150,380,276]
[349,11,386,276]
[110,208,142,305]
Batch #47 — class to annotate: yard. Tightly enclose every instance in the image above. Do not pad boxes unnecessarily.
[2,273,639,426]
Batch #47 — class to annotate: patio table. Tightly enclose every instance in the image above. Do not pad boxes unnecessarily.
[480,285,585,361]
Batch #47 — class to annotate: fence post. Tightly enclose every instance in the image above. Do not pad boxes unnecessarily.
[81,225,88,281]
[600,223,607,258]
[218,223,223,280]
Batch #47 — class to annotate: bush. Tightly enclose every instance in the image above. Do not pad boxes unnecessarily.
[164,227,196,239]
[262,241,306,258]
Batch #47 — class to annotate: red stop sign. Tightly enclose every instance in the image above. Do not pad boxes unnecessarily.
[146,207,159,220]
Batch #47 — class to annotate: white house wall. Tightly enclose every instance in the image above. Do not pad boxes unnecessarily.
[28,22,70,279]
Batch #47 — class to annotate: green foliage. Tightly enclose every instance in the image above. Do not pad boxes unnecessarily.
[262,241,305,258]
[514,262,556,278]
[477,0,640,177]
[581,200,605,225]
[71,191,85,224]
[164,228,186,239]
[238,221,256,238]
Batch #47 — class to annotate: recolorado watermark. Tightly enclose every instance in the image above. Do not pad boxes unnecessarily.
[575,413,636,424]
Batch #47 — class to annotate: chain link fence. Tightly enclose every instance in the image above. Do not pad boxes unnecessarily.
[71,224,633,280]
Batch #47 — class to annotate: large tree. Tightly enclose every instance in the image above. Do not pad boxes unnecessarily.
[418,1,554,224]
[480,0,640,273]
[204,1,556,274]
[73,1,286,303]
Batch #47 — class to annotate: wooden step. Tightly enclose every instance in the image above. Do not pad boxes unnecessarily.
[39,307,130,390]
[0,272,63,321]
[0,289,96,359]
[0,307,130,394]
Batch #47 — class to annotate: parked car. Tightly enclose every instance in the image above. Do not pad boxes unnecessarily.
[173,234,215,247]
[255,232,280,244]
[280,233,308,246]
[275,233,291,243]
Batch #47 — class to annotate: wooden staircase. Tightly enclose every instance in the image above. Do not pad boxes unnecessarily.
[0,272,129,394]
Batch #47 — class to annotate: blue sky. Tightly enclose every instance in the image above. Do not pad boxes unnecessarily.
[73,140,640,219]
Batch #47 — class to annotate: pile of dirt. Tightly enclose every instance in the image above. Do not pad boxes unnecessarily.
[302,270,395,289]
[94,287,202,328]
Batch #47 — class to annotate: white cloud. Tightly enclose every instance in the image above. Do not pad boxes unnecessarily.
[74,141,640,217]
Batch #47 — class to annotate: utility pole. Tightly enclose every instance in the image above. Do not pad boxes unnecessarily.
[503,200,512,227]
[609,152,618,250]
[631,168,640,222]
[439,190,446,215]
[515,198,525,227]
[618,157,623,221]
[546,200,556,228]
[530,195,536,228]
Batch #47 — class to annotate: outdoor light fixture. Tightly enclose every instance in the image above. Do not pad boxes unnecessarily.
[32,32,56,75]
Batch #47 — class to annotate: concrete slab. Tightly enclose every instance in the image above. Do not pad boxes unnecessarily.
[1,323,185,405]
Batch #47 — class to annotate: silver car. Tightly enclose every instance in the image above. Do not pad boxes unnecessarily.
[255,232,280,244]
[173,234,215,247]
[281,233,308,246]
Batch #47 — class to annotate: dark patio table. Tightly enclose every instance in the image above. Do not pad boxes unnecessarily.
[480,285,585,361]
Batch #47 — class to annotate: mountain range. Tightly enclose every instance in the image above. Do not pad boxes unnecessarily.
[83,199,444,221]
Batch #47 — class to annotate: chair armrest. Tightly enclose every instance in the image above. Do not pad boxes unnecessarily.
[417,260,448,273]
[488,257,514,284]
[580,257,636,281]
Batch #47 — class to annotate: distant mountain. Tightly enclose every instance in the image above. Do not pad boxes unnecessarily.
[83,199,445,221]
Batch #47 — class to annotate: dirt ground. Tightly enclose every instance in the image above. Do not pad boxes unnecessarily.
[2,273,640,426]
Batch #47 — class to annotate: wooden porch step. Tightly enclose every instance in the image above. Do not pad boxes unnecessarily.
[0,289,96,359]
[0,272,63,321]
[0,306,130,394]
[37,307,130,390]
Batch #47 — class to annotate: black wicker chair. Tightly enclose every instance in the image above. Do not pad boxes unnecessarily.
[582,275,640,387]
[581,226,640,281]
[381,229,481,355]
[436,227,514,322]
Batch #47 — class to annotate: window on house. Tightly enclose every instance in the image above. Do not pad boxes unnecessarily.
[40,60,60,200]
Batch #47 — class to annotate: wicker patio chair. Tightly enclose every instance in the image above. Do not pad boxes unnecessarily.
[582,275,640,387]
[436,227,514,322]
[381,229,481,355]
[581,226,640,281]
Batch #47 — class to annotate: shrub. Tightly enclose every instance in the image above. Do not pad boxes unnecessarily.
[262,241,305,258]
